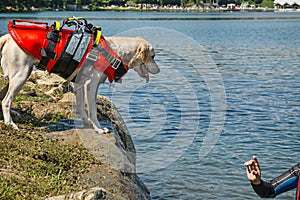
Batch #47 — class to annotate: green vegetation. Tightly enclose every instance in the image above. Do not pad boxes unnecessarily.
[0,79,100,199]
[15,95,53,103]
[258,0,274,8]
[0,124,101,199]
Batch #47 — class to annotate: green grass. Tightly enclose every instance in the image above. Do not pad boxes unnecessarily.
[0,77,90,199]
[0,125,101,199]
[14,94,53,102]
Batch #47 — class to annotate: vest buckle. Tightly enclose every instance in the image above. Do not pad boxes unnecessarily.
[111,58,121,70]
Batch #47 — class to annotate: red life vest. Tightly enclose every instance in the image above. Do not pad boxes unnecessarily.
[7,19,128,82]
[8,20,47,60]
[8,20,91,74]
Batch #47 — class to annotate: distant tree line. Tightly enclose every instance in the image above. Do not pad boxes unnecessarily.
[0,0,266,11]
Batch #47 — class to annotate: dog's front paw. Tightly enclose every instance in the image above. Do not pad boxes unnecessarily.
[96,127,110,134]
[102,127,110,134]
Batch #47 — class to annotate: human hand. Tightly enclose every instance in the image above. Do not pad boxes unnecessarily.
[244,156,261,185]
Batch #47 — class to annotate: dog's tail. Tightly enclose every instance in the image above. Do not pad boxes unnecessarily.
[0,34,10,53]
[0,34,11,66]
[0,34,11,100]
[0,34,10,72]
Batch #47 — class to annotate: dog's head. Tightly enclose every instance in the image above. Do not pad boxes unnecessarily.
[128,39,160,82]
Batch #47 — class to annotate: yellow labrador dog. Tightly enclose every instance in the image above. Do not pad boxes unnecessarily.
[0,34,160,133]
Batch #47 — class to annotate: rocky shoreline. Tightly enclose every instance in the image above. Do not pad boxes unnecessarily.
[0,71,150,199]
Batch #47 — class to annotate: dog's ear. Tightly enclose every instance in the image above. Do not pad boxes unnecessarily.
[128,42,150,68]
[137,43,150,62]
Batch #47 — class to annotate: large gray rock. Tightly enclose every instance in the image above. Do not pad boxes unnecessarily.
[26,71,149,200]
[45,187,107,200]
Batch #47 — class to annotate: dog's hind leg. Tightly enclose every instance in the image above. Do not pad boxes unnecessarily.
[1,40,36,129]
[2,64,33,129]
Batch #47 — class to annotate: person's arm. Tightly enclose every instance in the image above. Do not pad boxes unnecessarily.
[251,179,274,198]
[266,163,300,197]
[244,156,274,198]
[245,157,300,198]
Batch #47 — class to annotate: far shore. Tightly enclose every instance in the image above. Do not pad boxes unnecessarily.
[2,4,300,13]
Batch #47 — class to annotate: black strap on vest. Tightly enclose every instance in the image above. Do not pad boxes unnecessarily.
[37,29,60,70]
[36,18,101,73]
[87,46,127,82]
[50,32,91,79]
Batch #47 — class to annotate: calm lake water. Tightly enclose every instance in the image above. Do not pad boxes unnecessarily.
[1,11,300,199]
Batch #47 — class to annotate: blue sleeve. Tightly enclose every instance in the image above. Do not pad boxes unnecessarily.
[271,176,298,197]
[252,163,300,198]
